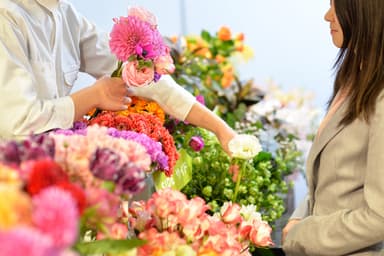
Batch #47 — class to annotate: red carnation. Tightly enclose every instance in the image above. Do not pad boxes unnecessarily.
[26,159,69,195]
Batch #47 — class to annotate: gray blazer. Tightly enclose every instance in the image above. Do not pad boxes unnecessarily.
[283,96,384,255]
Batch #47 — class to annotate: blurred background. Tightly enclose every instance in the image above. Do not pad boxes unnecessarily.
[71,0,339,208]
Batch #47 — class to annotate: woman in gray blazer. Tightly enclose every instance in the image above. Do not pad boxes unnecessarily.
[282,0,384,255]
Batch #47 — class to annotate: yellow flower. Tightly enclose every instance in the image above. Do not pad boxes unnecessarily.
[0,163,22,187]
[0,185,32,229]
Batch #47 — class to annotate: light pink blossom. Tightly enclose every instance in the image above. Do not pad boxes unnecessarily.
[127,6,158,28]
[122,60,154,87]
[154,54,175,75]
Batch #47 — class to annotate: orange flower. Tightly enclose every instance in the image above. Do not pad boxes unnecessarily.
[217,26,232,41]
[195,47,212,59]
[220,73,234,88]
[116,96,165,124]
[169,35,179,43]
[235,32,245,41]
[215,54,225,63]
[220,65,235,88]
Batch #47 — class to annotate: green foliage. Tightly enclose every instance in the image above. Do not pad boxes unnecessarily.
[171,124,289,223]
[166,28,262,125]
[74,239,146,255]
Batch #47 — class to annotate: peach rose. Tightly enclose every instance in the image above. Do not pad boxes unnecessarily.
[154,55,175,75]
[122,60,154,87]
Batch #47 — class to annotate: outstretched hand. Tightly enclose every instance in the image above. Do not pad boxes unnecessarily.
[216,125,237,156]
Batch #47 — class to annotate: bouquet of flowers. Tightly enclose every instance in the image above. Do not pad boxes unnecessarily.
[126,188,274,255]
[109,6,175,86]
[0,127,158,255]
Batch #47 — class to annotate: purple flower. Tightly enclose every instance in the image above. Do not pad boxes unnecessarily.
[107,128,169,171]
[153,72,161,82]
[0,134,55,166]
[115,163,146,195]
[89,148,121,181]
[189,136,205,152]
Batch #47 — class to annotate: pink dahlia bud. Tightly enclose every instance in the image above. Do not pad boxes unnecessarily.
[189,136,205,152]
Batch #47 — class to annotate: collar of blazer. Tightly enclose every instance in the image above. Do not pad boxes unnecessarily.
[305,99,349,193]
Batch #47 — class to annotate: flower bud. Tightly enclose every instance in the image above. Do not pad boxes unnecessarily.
[189,136,204,152]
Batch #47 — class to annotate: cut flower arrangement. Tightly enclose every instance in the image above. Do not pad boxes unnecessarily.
[125,188,273,255]
[0,6,309,256]
[109,5,175,86]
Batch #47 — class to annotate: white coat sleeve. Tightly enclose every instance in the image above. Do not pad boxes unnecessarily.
[0,13,74,140]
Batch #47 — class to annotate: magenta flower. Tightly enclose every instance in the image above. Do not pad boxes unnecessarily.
[109,16,155,62]
[32,187,79,249]
[196,95,206,105]
[189,136,205,152]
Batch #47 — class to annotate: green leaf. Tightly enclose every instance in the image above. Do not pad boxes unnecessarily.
[201,30,212,42]
[153,149,192,191]
[111,61,123,77]
[74,238,146,254]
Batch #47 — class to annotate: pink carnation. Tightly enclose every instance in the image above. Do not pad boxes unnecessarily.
[0,227,54,256]
[32,187,79,249]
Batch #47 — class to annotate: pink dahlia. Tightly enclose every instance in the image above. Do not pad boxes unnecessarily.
[109,16,155,61]
[0,227,54,256]
[32,187,79,249]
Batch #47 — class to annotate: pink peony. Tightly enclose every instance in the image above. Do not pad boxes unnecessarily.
[122,60,155,87]
[109,16,155,62]
[127,6,158,28]
[0,227,55,256]
[32,187,79,249]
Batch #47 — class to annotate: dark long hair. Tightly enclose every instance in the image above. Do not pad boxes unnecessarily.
[331,0,384,125]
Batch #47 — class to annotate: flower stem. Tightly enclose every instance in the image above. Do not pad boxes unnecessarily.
[232,159,246,202]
